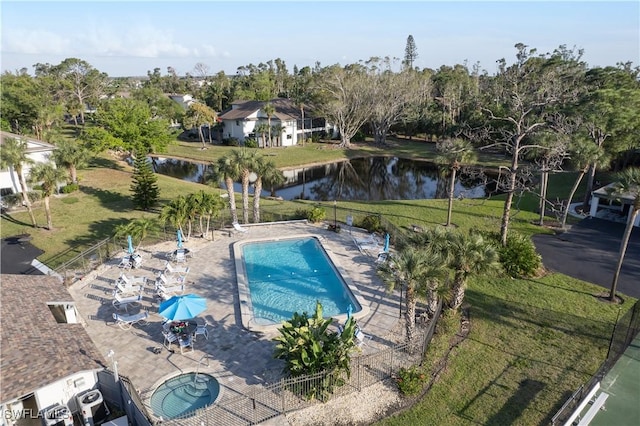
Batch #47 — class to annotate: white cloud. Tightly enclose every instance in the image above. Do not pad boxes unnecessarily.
[2,29,71,55]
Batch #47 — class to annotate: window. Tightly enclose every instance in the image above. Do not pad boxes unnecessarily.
[287,135,292,139]
[236,120,240,126]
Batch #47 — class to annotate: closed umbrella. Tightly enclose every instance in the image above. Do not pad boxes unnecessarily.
[177,230,183,249]
[383,233,390,253]
[158,294,206,321]
[346,304,353,321]
[127,235,134,255]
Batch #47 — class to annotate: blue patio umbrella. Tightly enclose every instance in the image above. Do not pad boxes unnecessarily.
[177,229,183,249]
[158,294,206,321]
[346,304,353,322]
[383,233,390,253]
[127,235,134,255]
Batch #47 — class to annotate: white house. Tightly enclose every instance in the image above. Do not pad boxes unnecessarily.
[167,93,196,110]
[0,274,106,425]
[589,183,640,227]
[0,131,56,198]
[218,98,335,147]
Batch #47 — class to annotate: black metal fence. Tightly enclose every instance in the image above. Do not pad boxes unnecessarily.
[550,299,640,425]
[160,317,441,426]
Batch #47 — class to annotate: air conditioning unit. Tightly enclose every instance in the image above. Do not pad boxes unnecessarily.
[76,390,110,426]
[42,404,74,426]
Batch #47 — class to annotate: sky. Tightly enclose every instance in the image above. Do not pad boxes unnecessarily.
[1,1,638,77]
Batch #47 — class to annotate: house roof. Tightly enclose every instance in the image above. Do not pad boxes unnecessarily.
[593,183,637,204]
[0,131,56,153]
[0,274,106,404]
[219,98,304,121]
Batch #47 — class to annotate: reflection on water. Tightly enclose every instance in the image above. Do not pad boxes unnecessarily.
[151,156,492,201]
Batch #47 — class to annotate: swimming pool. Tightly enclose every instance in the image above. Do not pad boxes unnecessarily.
[149,372,220,420]
[235,235,369,332]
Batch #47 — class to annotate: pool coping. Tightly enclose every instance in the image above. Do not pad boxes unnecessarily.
[233,233,371,333]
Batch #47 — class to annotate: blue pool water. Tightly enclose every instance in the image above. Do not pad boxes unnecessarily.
[242,237,360,324]
[150,373,220,419]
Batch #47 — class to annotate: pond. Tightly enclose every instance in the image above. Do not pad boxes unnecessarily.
[150,156,495,202]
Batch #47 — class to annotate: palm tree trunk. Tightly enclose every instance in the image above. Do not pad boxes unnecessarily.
[205,214,212,240]
[253,179,263,223]
[449,274,466,310]
[225,177,238,224]
[70,165,78,184]
[199,126,206,149]
[446,167,457,226]
[242,173,250,224]
[405,287,417,345]
[426,288,439,316]
[44,196,53,230]
[300,107,305,147]
[561,169,587,229]
[609,207,639,301]
[17,165,37,227]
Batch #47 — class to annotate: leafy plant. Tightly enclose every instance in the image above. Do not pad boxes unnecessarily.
[61,183,80,193]
[305,207,326,223]
[396,366,427,396]
[358,214,383,233]
[244,137,258,148]
[273,301,357,401]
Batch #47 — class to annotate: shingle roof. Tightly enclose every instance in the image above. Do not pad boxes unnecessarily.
[0,131,56,153]
[0,274,106,404]
[219,98,304,121]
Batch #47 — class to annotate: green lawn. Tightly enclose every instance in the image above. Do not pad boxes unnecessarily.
[0,141,629,425]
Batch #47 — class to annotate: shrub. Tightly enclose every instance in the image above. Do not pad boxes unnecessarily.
[244,138,258,148]
[223,137,240,147]
[61,183,79,193]
[481,231,542,278]
[306,207,326,223]
[396,366,427,396]
[2,191,41,208]
[357,214,383,233]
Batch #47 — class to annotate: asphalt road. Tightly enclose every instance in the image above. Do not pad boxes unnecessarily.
[532,218,640,299]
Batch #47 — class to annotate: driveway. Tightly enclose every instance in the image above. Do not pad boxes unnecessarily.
[532,218,640,299]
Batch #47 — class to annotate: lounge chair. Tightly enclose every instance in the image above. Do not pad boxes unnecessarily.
[118,253,143,269]
[353,234,380,254]
[156,283,185,300]
[112,311,149,330]
[163,262,190,278]
[155,273,184,289]
[354,325,371,348]
[117,273,146,287]
[232,221,248,233]
[115,281,144,295]
[112,292,142,311]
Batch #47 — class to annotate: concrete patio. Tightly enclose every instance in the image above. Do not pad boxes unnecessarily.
[67,221,404,422]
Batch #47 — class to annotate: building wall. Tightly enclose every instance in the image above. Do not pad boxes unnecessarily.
[35,371,98,413]
[0,145,55,196]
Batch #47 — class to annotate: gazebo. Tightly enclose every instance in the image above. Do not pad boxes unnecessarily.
[589,183,640,227]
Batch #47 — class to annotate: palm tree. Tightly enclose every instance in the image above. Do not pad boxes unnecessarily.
[52,137,91,184]
[378,246,446,344]
[114,217,161,250]
[263,102,275,147]
[252,156,283,223]
[607,167,640,301]
[231,149,257,224]
[27,163,66,230]
[254,122,270,148]
[271,124,285,147]
[560,139,608,229]
[188,190,223,238]
[440,229,500,310]
[435,139,477,227]
[0,137,38,227]
[206,154,241,224]
[159,195,188,239]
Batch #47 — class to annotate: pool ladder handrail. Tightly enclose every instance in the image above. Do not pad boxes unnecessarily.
[194,354,211,384]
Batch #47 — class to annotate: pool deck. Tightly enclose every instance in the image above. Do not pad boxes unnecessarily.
[68,221,404,421]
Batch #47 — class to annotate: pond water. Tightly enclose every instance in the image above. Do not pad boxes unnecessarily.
[150,156,494,202]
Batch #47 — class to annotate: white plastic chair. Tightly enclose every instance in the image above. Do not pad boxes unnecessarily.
[193,321,209,341]
[162,330,178,349]
[179,334,194,354]
[355,325,371,348]
[112,311,148,330]
[164,262,190,278]
[174,249,188,264]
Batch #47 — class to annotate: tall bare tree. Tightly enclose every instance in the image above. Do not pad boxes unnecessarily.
[315,64,371,148]
[480,44,584,245]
